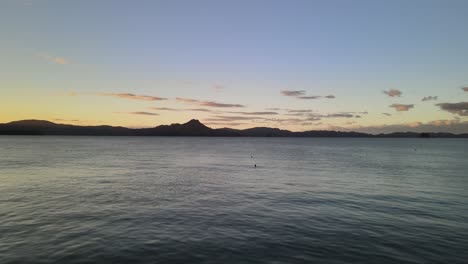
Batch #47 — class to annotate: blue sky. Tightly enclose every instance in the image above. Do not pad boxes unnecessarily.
[1,0,468,132]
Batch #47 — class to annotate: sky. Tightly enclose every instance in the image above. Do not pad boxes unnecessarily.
[1,0,468,133]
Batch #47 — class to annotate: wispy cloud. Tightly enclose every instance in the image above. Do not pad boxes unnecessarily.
[436,102,468,116]
[205,116,263,122]
[382,112,392,116]
[383,89,402,97]
[326,113,354,118]
[149,107,218,113]
[298,95,336,100]
[225,111,278,115]
[187,108,215,112]
[304,116,321,121]
[335,119,468,134]
[389,104,414,111]
[282,90,335,100]
[128,111,159,116]
[288,109,314,113]
[286,109,314,116]
[200,101,245,108]
[38,53,70,65]
[300,122,322,126]
[100,93,167,101]
[422,96,438,101]
[298,96,321,99]
[287,111,361,119]
[53,118,103,125]
[204,122,245,127]
[54,118,80,122]
[150,107,180,111]
[176,97,245,108]
[176,97,200,103]
[281,90,306,97]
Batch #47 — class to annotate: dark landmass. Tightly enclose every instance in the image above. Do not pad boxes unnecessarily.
[0,119,467,138]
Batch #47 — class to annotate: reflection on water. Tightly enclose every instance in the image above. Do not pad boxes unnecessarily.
[1,137,467,263]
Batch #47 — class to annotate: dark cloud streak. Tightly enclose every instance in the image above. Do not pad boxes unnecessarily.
[281,90,306,97]
[422,96,438,101]
[436,102,468,116]
[100,93,167,101]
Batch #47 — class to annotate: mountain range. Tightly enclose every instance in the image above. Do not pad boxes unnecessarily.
[0,119,467,138]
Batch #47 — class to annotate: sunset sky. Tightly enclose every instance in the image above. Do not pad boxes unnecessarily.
[1,0,468,133]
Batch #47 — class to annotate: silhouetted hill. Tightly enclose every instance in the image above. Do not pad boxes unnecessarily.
[1,119,467,138]
[241,127,295,137]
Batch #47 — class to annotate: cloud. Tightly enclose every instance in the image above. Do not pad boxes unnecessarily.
[287,109,314,113]
[200,101,245,108]
[300,122,322,126]
[150,107,179,111]
[287,111,360,119]
[422,96,438,101]
[149,107,219,113]
[266,108,281,111]
[326,113,354,118]
[187,108,215,112]
[298,95,336,99]
[281,90,306,97]
[462,87,468,92]
[38,54,70,65]
[53,118,103,124]
[298,96,321,99]
[176,97,200,103]
[128,111,159,116]
[204,122,245,127]
[260,117,306,124]
[383,89,402,97]
[382,113,392,116]
[226,111,278,115]
[100,93,167,101]
[389,104,414,111]
[286,109,314,116]
[336,119,468,134]
[54,118,80,122]
[305,116,321,121]
[281,90,335,100]
[205,116,263,122]
[436,102,468,116]
[176,97,245,108]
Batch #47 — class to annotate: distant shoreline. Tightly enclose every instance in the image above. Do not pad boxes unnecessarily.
[1,119,467,138]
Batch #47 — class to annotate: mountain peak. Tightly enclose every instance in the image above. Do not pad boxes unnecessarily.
[185,119,202,125]
[182,119,209,130]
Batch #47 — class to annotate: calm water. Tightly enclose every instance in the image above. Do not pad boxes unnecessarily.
[1,136,467,264]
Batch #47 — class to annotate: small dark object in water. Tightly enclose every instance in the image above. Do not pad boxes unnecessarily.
[254,164,256,168]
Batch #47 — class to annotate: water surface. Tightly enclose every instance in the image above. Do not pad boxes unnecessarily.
[1,137,467,263]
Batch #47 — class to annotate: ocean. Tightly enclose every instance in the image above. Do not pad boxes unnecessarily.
[1,136,467,263]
